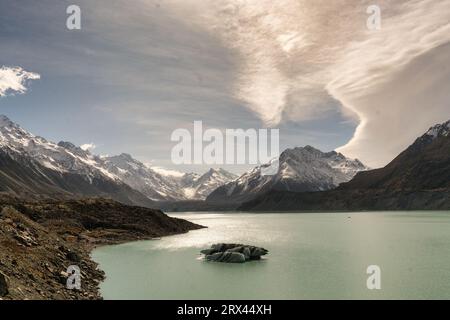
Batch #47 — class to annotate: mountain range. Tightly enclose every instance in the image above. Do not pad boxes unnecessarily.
[102,153,237,201]
[240,120,450,211]
[3,114,448,212]
[207,146,368,205]
[0,115,236,205]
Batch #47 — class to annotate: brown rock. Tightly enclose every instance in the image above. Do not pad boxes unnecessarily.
[65,235,78,243]
[0,271,9,297]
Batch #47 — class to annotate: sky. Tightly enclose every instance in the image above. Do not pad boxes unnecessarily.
[0,0,449,174]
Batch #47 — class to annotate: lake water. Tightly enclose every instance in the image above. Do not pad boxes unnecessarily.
[92,212,450,300]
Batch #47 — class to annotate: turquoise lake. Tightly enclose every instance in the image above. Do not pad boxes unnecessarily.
[92,212,450,299]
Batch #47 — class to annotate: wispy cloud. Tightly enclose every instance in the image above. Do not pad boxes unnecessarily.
[177,0,450,166]
[0,66,40,97]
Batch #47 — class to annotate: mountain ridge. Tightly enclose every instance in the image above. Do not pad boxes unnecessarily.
[207,145,368,205]
[0,115,236,204]
[240,119,450,211]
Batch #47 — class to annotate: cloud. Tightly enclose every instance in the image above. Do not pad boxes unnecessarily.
[331,1,450,166]
[176,0,450,167]
[56,0,448,168]
[3,1,449,169]
[80,143,96,152]
[150,166,185,178]
[0,66,40,97]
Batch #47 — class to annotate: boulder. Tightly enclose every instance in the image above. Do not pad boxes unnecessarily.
[205,252,246,263]
[66,251,81,263]
[0,271,9,297]
[200,248,216,255]
[201,243,268,263]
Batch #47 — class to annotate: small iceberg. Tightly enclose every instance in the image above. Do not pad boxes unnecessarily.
[200,243,268,263]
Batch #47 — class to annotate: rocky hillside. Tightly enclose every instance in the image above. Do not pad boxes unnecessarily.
[208,146,367,204]
[0,197,203,300]
[338,120,450,191]
[240,120,450,211]
[0,116,155,207]
[103,153,186,201]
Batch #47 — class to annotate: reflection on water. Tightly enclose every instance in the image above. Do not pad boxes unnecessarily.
[92,211,450,300]
[151,213,293,251]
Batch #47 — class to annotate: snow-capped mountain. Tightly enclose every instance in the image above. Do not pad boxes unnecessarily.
[103,154,187,201]
[0,115,116,181]
[0,115,236,203]
[423,120,450,139]
[148,166,237,200]
[179,168,238,200]
[241,119,450,212]
[102,154,237,201]
[338,118,450,192]
[0,115,155,206]
[207,145,368,204]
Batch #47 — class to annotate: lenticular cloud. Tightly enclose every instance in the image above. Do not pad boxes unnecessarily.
[179,0,450,167]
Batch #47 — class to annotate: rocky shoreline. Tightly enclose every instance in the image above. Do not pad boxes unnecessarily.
[0,196,204,300]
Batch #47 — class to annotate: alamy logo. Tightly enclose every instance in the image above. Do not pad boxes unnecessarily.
[66,5,81,30]
[171,121,279,174]
[366,265,381,290]
[366,5,381,30]
[66,265,81,290]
